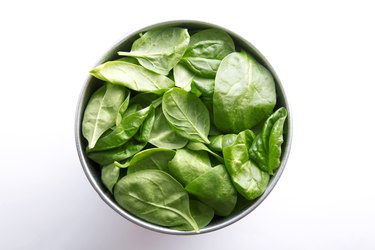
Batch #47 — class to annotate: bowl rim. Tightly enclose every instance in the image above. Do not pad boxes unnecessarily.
[75,19,293,235]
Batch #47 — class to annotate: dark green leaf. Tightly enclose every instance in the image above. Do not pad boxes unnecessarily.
[101,163,120,194]
[168,148,211,186]
[185,165,237,216]
[172,200,214,230]
[114,170,199,232]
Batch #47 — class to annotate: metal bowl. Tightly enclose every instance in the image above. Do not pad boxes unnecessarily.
[75,20,292,235]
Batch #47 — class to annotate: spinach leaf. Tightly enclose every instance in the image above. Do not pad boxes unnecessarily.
[148,107,188,149]
[162,88,210,144]
[134,107,155,142]
[127,148,176,174]
[168,149,211,186]
[186,141,223,163]
[223,130,269,200]
[115,91,131,126]
[101,163,120,194]
[185,165,237,216]
[118,27,190,75]
[249,107,288,174]
[89,106,153,152]
[172,200,214,230]
[116,56,140,65]
[130,93,160,108]
[90,61,175,94]
[213,51,276,133]
[82,84,126,149]
[173,63,214,96]
[181,29,235,78]
[123,103,142,117]
[87,140,147,166]
[208,134,237,152]
[114,170,199,232]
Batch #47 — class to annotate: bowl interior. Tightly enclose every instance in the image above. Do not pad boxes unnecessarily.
[75,20,292,235]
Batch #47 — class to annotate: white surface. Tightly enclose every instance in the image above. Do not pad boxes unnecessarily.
[1,0,374,249]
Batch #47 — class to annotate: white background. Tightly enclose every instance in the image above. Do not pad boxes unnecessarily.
[1,0,374,249]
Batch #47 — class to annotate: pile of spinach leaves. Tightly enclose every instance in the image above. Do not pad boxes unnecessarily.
[82,27,288,233]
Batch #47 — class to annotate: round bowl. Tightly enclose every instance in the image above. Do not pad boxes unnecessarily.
[75,20,292,235]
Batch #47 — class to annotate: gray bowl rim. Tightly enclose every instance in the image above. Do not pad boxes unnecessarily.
[75,19,293,235]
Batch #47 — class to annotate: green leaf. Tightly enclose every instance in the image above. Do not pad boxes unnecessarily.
[208,134,237,152]
[90,61,175,94]
[249,107,288,174]
[115,90,131,126]
[181,29,235,78]
[101,163,120,194]
[118,27,190,75]
[168,148,211,186]
[114,170,199,232]
[185,165,237,216]
[87,140,147,166]
[186,141,223,163]
[134,107,156,142]
[148,107,188,149]
[127,148,176,174]
[162,88,210,144]
[223,130,269,200]
[89,106,153,152]
[82,84,127,149]
[172,200,214,230]
[213,51,276,133]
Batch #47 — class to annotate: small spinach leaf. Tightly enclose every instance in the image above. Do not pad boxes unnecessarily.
[185,164,237,216]
[82,84,126,149]
[223,130,269,200]
[186,141,223,163]
[118,27,190,75]
[101,163,120,194]
[115,90,131,126]
[114,170,199,232]
[87,140,147,166]
[127,148,176,174]
[213,51,276,133]
[162,88,210,144]
[90,61,175,94]
[172,200,214,230]
[181,29,235,78]
[249,107,288,174]
[208,134,237,152]
[134,107,155,142]
[148,107,188,149]
[168,148,211,186]
[90,106,153,152]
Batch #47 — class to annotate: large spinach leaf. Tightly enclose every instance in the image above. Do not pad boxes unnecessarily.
[148,107,188,149]
[114,170,199,232]
[118,27,190,75]
[168,148,211,186]
[181,29,235,78]
[185,164,237,216]
[82,84,126,149]
[90,61,175,94]
[89,106,153,152]
[162,88,210,144]
[127,148,176,174]
[213,51,276,133]
[249,107,288,174]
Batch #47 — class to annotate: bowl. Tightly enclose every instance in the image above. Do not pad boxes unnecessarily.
[75,20,292,235]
